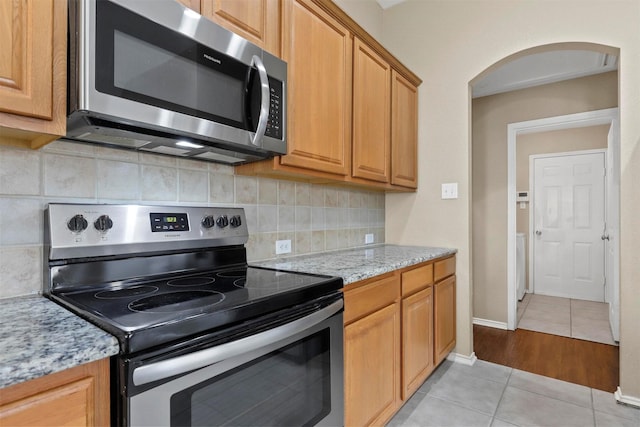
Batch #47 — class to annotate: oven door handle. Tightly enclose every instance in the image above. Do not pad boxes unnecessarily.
[132,299,343,386]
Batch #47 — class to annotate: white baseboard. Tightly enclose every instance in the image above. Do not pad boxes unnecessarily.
[473,317,508,330]
[447,351,478,366]
[615,387,640,408]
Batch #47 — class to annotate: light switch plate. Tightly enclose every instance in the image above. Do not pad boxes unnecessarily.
[275,239,291,255]
[441,183,458,199]
[365,233,374,244]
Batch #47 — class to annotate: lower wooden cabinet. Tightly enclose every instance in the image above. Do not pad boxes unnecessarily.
[402,286,434,399]
[0,359,110,426]
[343,255,455,426]
[345,302,401,427]
[344,274,401,427]
[434,274,456,366]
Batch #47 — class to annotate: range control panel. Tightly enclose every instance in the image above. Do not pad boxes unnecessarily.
[264,77,283,140]
[46,204,248,260]
[150,213,189,232]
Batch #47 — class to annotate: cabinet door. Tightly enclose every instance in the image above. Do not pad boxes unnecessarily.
[352,38,390,183]
[434,275,456,365]
[0,359,110,426]
[0,0,52,119]
[201,0,280,55]
[0,0,66,148]
[345,303,401,427]
[402,286,434,399]
[390,70,418,188]
[174,0,200,13]
[279,0,352,176]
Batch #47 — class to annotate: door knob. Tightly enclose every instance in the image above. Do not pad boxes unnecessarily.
[535,230,542,236]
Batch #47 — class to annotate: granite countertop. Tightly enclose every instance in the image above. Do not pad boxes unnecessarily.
[1,244,454,390]
[252,244,457,284]
[0,296,120,389]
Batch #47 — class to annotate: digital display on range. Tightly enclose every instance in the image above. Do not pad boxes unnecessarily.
[150,213,189,232]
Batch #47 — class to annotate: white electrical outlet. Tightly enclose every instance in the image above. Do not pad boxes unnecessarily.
[365,233,374,244]
[441,182,458,199]
[275,239,291,255]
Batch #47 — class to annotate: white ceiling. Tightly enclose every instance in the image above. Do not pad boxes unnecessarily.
[472,50,618,98]
[376,0,406,9]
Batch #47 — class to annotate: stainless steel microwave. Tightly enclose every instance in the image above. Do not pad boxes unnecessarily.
[67,0,287,164]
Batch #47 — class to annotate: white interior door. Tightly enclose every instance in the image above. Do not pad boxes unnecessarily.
[606,121,620,341]
[532,151,605,302]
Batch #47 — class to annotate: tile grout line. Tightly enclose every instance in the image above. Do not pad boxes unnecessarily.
[490,367,514,422]
[590,387,597,427]
[425,394,498,419]
[506,376,596,410]
[570,298,573,339]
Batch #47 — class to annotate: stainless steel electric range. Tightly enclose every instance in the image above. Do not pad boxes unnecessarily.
[44,204,344,427]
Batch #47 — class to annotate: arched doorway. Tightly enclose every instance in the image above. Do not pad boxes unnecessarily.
[469,43,620,390]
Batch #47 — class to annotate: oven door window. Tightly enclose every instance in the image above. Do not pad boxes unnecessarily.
[95,0,254,131]
[170,330,331,426]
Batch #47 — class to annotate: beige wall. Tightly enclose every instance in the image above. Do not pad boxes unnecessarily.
[334,0,383,40]
[375,0,639,400]
[472,73,617,323]
[516,124,609,292]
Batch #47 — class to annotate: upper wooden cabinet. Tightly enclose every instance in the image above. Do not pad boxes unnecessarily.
[352,38,391,183]
[391,71,419,188]
[200,0,281,55]
[0,0,67,149]
[278,0,352,176]
[175,0,201,13]
[235,0,421,192]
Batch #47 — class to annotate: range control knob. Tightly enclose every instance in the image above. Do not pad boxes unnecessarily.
[201,215,215,229]
[94,215,113,232]
[229,215,242,228]
[67,214,88,233]
[216,215,229,228]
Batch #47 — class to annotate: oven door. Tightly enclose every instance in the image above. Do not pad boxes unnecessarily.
[123,299,343,427]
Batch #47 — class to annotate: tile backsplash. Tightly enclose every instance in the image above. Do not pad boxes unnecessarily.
[0,140,385,299]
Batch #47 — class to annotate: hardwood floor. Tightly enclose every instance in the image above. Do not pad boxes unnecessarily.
[473,324,619,392]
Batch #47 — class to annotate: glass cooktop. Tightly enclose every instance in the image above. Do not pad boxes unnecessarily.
[51,266,342,353]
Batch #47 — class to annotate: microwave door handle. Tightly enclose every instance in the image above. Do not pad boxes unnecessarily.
[250,55,270,147]
[131,299,343,386]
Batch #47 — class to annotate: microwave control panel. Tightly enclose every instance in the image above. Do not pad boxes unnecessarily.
[265,77,283,140]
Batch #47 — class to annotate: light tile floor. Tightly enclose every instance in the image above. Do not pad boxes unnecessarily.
[516,293,617,345]
[387,360,640,427]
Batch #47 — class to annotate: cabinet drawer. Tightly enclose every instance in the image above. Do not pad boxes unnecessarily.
[401,263,433,297]
[434,256,456,282]
[344,274,400,325]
